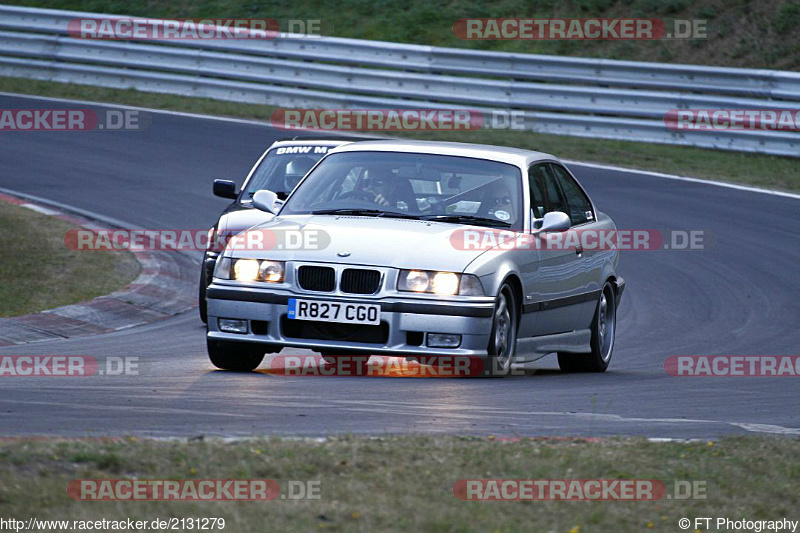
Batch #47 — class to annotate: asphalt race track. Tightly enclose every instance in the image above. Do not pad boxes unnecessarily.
[1,93,798,439]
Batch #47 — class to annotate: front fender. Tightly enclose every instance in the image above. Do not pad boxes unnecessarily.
[463,246,531,299]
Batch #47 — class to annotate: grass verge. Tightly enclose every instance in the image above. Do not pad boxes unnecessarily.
[0,200,140,317]
[4,0,799,69]
[2,77,799,193]
[0,435,797,532]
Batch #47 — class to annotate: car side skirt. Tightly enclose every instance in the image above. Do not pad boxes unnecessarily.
[515,329,592,362]
[521,290,601,313]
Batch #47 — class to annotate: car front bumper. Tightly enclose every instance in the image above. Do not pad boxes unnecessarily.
[206,283,495,357]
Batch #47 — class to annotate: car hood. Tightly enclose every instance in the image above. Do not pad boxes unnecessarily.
[227,214,489,272]
[216,202,275,236]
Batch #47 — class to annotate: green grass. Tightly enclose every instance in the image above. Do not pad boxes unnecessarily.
[0,200,140,317]
[4,0,800,69]
[3,76,799,192]
[0,435,798,532]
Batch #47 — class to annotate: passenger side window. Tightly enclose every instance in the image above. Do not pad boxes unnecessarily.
[542,166,570,216]
[548,163,594,226]
[527,164,548,219]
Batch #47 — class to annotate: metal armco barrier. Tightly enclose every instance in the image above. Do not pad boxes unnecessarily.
[0,5,797,156]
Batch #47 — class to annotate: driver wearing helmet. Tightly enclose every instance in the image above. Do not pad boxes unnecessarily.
[283,156,316,192]
[352,166,413,210]
[363,173,393,207]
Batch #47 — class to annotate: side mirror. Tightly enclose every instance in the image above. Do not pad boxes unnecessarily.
[252,189,280,214]
[534,211,570,233]
[213,179,238,199]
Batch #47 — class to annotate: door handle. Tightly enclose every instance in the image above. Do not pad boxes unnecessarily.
[575,246,583,256]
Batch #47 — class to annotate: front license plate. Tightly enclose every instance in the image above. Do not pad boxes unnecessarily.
[287,298,381,325]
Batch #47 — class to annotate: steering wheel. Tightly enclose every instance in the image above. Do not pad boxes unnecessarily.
[339,190,377,202]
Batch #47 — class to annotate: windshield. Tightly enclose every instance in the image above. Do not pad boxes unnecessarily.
[244,145,333,198]
[280,151,524,228]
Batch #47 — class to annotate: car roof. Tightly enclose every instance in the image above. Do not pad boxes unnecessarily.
[282,134,379,142]
[268,139,354,149]
[328,140,556,167]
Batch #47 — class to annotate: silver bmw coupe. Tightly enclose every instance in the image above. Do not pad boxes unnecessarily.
[205,140,624,375]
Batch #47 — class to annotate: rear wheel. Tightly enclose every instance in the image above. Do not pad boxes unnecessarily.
[484,282,518,377]
[558,281,616,373]
[207,339,264,371]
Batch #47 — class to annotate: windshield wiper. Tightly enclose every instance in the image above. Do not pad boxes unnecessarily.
[311,209,421,219]
[377,211,423,219]
[420,214,512,228]
[312,208,386,216]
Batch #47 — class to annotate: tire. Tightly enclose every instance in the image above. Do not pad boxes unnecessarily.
[558,281,616,373]
[320,353,369,376]
[484,282,518,377]
[207,339,264,372]
[198,265,208,324]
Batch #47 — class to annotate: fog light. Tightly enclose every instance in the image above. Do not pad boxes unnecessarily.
[427,333,461,348]
[218,318,248,334]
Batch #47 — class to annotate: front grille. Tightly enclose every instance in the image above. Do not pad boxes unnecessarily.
[297,266,335,292]
[341,268,381,294]
[281,316,388,344]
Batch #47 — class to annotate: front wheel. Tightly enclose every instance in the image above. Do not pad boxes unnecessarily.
[198,264,208,324]
[207,339,264,371]
[558,281,616,373]
[484,282,518,377]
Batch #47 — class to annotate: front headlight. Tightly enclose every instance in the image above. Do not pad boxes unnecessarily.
[213,256,231,279]
[402,270,430,292]
[233,259,260,281]
[431,272,459,295]
[259,260,285,282]
[214,257,285,283]
[397,270,484,296]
